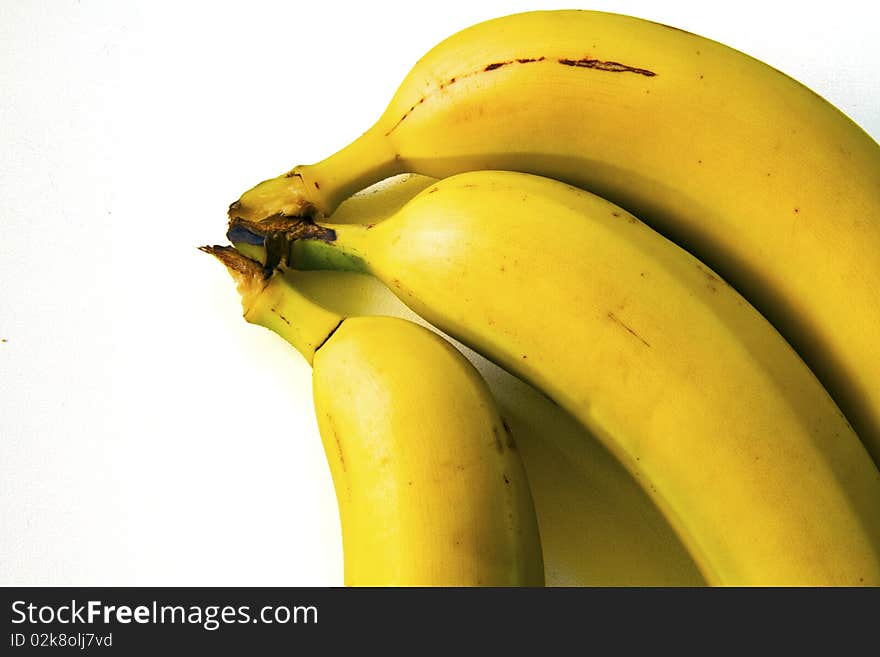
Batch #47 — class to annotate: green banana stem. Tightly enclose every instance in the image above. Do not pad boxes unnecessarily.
[227,216,369,274]
[291,236,368,273]
[200,245,344,364]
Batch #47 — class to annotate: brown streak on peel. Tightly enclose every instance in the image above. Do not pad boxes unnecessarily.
[491,426,505,453]
[269,306,292,327]
[695,262,730,288]
[696,264,718,282]
[385,56,546,136]
[608,311,651,347]
[484,60,512,71]
[324,414,348,491]
[385,53,653,137]
[335,433,345,471]
[314,318,344,354]
[501,419,516,449]
[558,57,656,77]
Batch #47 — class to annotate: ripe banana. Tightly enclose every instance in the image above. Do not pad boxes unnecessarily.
[270,176,704,586]
[228,9,880,466]
[202,245,544,586]
[233,170,880,586]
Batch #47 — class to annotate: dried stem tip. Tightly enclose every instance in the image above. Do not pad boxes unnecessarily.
[199,244,268,305]
[226,214,337,271]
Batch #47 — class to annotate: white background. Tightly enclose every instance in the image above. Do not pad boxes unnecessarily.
[1,0,878,585]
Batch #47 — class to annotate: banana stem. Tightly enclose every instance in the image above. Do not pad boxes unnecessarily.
[226,216,370,274]
[291,236,369,274]
[201,245,344,364]
[228,124,403,222]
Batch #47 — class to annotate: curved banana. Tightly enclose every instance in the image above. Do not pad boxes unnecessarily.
[285,177,704,586]
[228,9,880,465]
[238,170,880,586]
[260,267,705,586]
[202,245,544,586]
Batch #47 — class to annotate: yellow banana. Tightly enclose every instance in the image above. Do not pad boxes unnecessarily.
[236,170,880,586]
[228,9,880,465]
[272,268,705,586]
[202,245,544,586]
[267,176,705,586]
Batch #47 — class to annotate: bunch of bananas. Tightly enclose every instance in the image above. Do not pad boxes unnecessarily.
[204,10,880,586]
